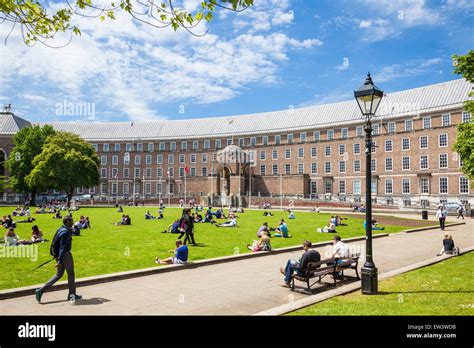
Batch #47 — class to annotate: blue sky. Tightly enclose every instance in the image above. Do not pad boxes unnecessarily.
[0,0,473,123]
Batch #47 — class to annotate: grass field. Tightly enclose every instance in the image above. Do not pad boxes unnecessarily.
[289,252,474,316]
[0,206,435,290]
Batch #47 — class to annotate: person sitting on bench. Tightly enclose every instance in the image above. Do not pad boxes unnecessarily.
[215,217,237,227]
[331,235,350,262]
[247,231,271,252]
[279,240,320,288]
[155,240,188,265]
[274,219,291,238]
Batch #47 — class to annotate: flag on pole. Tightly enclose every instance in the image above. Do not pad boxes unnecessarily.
[114,172,118,179]
[185,165,190,175]
[167,168,170,177]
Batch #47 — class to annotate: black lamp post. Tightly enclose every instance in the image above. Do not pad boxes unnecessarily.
[354,72,384,295]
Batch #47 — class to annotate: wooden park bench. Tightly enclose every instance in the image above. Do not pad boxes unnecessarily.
[291,253,361,293]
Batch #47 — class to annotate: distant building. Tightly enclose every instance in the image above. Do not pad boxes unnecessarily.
[0,78,472,208]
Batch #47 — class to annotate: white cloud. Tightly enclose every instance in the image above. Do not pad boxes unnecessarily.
[0,1,321,121]
[373,57,444,83]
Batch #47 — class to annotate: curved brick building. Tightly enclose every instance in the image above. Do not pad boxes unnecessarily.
[0,78,472,208]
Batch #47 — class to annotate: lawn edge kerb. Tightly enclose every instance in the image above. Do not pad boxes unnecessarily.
[255,246,474,316]
[0,222,464,300]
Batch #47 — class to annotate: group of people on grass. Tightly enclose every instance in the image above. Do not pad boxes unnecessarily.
[3,225,44,246]
[317,215,350,233]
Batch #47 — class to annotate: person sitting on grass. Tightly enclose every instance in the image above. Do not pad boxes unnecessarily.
[363,218,384,231]
[203,212,216,224]
[2,215,15,229]
[4,228,19,246]
[53,210,62,219]
[215,217,237,228]
[247,231,271,252]
[263,211,274,217]
[288,211,295,219]
[280,240,321,288]
[4,228,31,245]
[118,205,124,212]
[31,225,44,243]
[437,233,459,256]
[155,240,188,265]
[335,215,348,226]
[145,210,156,220]
[157,210,164,219]
[317,221,336,233]
[274,219,291,238]
[162,220,181,233]
[115,215,131,226]
[194,213,203,223]
[257,222,270,238]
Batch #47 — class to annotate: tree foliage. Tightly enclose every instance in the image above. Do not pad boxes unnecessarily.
[5,124,57,203]
[452,50,474,180]
[0,0,254,46]
[25,131,100,206]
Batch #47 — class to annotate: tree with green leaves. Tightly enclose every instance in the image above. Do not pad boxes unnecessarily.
[25,131,100,207]
[452,50,474,181]
[0,0,253,46]
[5,124,57,205]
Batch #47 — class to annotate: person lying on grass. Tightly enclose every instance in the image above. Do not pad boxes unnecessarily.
[274,219,291,238]
[155,240,188,265]
[215,217,237,227]
[247,231,271,252]
[15,217,36,223]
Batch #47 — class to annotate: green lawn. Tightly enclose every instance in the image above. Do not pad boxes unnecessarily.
[289,252,474,316]
[0,206,430,290]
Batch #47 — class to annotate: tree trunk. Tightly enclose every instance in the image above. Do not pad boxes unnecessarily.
[30,188,37,207]
[67,189,73,208]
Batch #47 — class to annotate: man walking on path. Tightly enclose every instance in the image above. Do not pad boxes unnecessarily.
[435,205,448,231]
[35,216,82,304]
[456,203,465,220]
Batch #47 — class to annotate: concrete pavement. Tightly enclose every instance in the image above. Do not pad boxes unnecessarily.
[0,216,472,315]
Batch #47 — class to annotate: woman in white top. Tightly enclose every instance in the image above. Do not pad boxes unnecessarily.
[4,228,19,246]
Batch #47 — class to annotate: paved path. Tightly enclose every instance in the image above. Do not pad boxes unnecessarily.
[1,217,472,315]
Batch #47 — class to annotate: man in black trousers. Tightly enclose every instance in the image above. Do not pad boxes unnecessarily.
[35,216,82,304]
